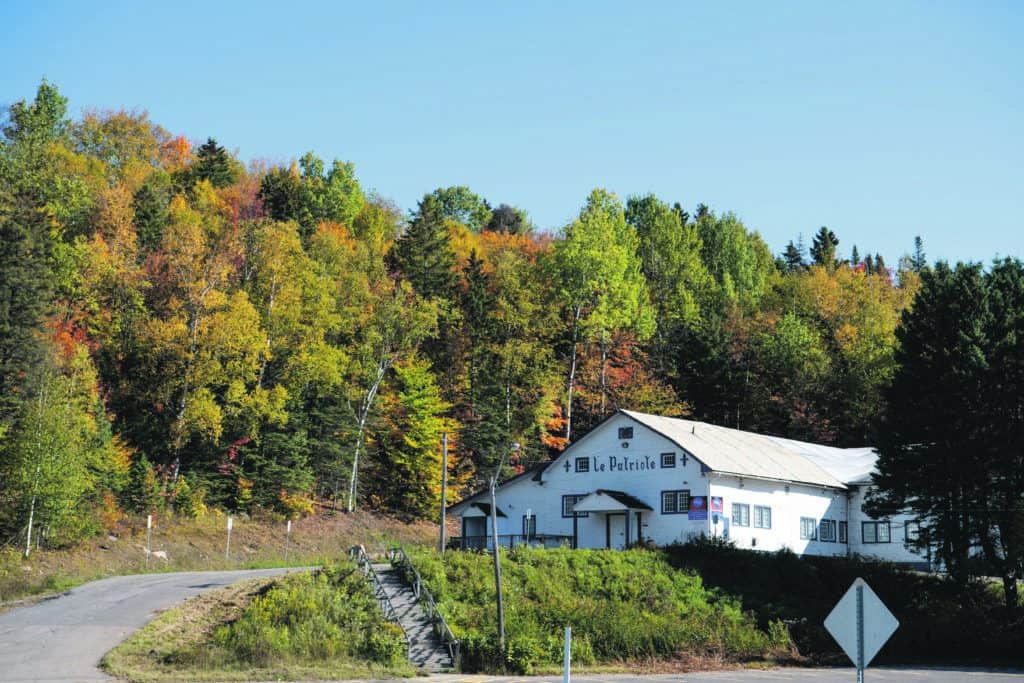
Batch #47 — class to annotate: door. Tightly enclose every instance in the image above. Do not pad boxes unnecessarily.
[606,513,627,549]
[463,517,487,550]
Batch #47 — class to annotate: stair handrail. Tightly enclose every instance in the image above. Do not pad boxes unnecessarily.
[348,545,411,654]
[388,545,460,669]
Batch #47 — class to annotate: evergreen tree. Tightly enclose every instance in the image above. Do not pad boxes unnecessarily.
[851,244,860,267]
[912,236,928,272]
[388,194,459,300]
[810,227,840,271]
[189,137,237,188]
[485,203,530,234]
[782,240,805,272]
[125,453,162,513]
[875,253,887,276]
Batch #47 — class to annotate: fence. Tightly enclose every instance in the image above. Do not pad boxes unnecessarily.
[448,533,573,550]
[388,546,460,669]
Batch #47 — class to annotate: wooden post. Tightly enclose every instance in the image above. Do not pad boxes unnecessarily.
[490,477,505,654]
[440,432,448,553]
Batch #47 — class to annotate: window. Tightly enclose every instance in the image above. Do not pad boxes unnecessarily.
[800,517,817,540]
[753,505,772,529]
[839,521,848,543]
[561,494,589,518]
[574,457,589,473]
[905,520,920,542]
[732,503,750,527]
[618,426,634,440]
[660,452,676,468]
[522,514,536,538]
[661,489,690,515]
[819,519,837,542]
[862,521,891,544]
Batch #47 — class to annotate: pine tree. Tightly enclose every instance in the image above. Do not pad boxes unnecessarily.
[125,454,162,513]
[851,244,861,266]
[190,137,237,188]
[782,240,805,272]
[387,195,459,301]
[912,236,927,272]
[875,253,887,276]
[809,227,840,271]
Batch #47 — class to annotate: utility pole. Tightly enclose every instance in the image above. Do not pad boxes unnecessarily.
[439,432,448,553]
[490,442,519,655]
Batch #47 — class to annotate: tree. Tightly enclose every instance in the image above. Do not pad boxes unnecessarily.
[554,189,654,440]
[125,453,162,513]
[851,244,860,267]
[809,227,840,271]
[387,193,459,301]
[868,263,990,588]
[782,240,806,272]
[485,204,530,234]
[912,236,928,272]
[425,186,491,232]
[188,138,238,188]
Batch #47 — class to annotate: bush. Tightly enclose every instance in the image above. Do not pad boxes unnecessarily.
[214,563,405,667]
[406,546,787,673]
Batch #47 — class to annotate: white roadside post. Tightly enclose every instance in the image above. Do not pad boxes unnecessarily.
[225,516,233,560]
[145,514,153,569]
[525,508,533,544]
[824,577,899,682]
[285,519,292,563]
[563,626,572,683]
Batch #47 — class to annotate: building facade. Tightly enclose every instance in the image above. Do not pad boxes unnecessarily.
[449,409,928,567]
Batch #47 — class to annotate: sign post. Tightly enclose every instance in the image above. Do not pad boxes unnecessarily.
[285,519,292,563]
[145,514,153,569]
[563,626,571,683]
[824,578,899,681]
[225,516,233,560]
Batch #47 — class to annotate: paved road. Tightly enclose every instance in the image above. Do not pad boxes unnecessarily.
[427,672,1023,683]
[0,567,299,683]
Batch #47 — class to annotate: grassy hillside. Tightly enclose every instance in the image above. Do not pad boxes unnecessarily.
[406,546,793,673]
[0,511,435,604]
[103,563,414,682]
[666,538,1024,666]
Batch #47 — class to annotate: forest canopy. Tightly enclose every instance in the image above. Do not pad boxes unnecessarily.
[0,80,974,559]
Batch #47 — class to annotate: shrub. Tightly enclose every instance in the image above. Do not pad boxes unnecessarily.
[214,563,405,667]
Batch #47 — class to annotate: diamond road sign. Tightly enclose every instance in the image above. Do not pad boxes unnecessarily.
[825,578,899,677]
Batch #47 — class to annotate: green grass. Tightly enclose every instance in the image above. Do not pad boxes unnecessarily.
[103,563,415,682]
[405,546,793,674]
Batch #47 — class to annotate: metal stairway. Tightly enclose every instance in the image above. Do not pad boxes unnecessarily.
[371,562,454,672]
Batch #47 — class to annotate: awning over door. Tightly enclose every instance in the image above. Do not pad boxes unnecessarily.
[572,489,653,514]
[461,502,508,518]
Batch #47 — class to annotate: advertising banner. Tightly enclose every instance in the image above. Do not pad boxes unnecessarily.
[688,495,708,520]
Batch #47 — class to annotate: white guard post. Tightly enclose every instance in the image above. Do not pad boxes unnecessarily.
[563,626,571,683]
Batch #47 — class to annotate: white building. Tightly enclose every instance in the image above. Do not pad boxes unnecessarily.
[449,409,929,568]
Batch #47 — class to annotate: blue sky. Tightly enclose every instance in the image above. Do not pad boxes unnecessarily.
[3,1,1021,263]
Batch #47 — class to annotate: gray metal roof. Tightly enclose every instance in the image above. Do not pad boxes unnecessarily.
[764,435,878,485]
[621,410,849,489]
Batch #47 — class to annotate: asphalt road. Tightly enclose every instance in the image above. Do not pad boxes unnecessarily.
[0,567,299,683]
[428,672,1024,683]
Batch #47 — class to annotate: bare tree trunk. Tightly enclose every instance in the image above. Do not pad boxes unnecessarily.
[599,334,608,416]
[565,306,582,444]
[24,488,36,558]
[346,363,388,513]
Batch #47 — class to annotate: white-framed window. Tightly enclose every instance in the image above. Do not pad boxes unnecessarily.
[800,517,817,540]
[660,452,676,468]
[732,503,750,527]
[562,494,589,518]
[575,457,589,473]
[618,427,634,440]
[753,505,772,529]
[863,521,891,544]
[839,521,848,543]
[819,519,837,542]
[905,520,920,542]
[661,489,689,515]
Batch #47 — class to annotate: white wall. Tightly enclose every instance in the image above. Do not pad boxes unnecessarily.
[847,485,931,567]
[708,475,848,556]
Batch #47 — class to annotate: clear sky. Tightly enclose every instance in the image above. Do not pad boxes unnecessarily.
[4,1,1021,263]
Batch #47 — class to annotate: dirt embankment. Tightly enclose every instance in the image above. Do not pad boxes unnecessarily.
[0,510,437,604]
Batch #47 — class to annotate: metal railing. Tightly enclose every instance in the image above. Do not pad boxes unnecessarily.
[348,545,410,655]
[449,533,573,550]
[388,545,460,669]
